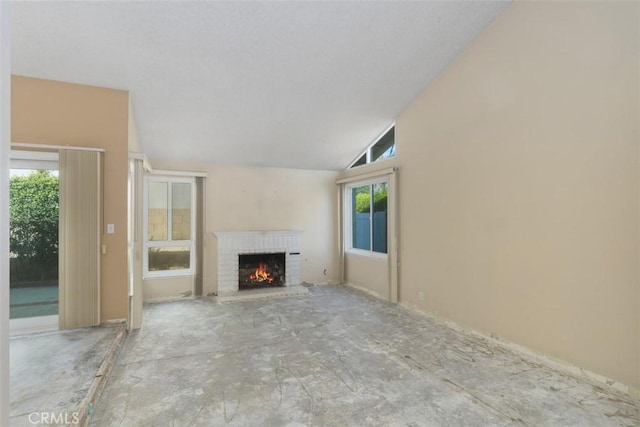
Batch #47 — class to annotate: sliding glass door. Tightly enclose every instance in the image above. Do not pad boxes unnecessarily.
[9,151,59,333]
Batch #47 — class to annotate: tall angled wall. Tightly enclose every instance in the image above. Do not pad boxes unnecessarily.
[12,75,129,321]
[341,0,640,389]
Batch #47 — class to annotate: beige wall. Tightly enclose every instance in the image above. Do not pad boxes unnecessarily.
[143,276,194,302]
[148,160,340,296]
[405,0,639,388]
[345,253,388,300]
[341,1,640,389]
[12,75,129,321]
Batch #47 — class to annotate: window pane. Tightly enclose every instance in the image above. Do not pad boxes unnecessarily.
[10,169,59,319]
[372,182,388,253]
[351,153,367,168]
[371,127,395,162]
[148,246,190,271]
[172,182,191,240]
[148,182,168,241]
[352,185,371,250]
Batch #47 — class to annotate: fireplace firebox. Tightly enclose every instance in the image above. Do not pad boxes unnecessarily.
[238,252,286,290]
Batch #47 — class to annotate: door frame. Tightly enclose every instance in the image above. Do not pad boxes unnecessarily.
[9,150,59,335]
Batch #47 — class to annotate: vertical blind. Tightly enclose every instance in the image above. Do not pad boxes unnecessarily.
[58,149,101,329]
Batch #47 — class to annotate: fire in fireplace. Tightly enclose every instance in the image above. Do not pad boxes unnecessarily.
[238,252,285,290]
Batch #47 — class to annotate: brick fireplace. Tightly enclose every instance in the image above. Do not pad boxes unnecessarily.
[213,231,302,294]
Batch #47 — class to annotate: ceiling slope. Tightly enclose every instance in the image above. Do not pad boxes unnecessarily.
[10,1,510,170]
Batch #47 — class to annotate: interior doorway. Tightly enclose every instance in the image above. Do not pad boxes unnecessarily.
[9,150,59,335]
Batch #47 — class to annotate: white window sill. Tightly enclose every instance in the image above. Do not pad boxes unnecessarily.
[143,270,194,280]
[345,248,388,260]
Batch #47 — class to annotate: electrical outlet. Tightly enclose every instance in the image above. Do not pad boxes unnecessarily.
[419,291,424,301]
[107,223,115,234]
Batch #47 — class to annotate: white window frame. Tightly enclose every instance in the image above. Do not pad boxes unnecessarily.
[344,176,389,258]
[10,150,58,170]
[9,150,60,335]
[348,123,395,169]
[143,175,196,278]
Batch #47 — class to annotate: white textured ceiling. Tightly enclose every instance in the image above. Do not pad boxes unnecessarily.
[10,1,509,170]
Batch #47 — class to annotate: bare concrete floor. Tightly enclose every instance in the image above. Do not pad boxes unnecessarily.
[91,285,640,426]
[10,325,122,426]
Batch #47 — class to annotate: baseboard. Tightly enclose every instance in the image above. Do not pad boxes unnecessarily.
[143,295,198,304]
[400,300,639,399]
[341,282,638,398]
[100,318,126,326]
[343,282,388,301]
[302,280,339,287]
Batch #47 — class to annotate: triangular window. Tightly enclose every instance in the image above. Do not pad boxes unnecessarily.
[348,125,395,169]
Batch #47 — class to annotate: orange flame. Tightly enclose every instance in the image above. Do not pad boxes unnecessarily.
[249,263,274,283]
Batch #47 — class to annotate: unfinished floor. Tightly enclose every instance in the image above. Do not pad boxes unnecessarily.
[91,285,640,426]
[10,325,124,426]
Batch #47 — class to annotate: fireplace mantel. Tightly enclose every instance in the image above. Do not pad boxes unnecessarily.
[213,230,302,294]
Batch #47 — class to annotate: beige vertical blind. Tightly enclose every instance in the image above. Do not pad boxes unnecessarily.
[59,150,101,329]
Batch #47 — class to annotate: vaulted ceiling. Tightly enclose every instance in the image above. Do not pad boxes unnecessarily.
[10,1,510,170]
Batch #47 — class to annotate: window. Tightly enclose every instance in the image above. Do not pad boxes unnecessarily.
[143,176,195,277]
[346,179,388,254]
[349,125,395,168]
